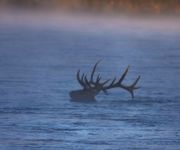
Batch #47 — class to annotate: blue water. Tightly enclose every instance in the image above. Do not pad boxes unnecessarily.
[0,14,180,149]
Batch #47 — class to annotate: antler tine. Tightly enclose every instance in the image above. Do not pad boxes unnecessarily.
[101,79,111,95]
[110,77,116,86]
[81,73,84,82]
[84,75,92,88]
[76,70,86,89]
[81,73,88,89]
[95,74,101,84]
[118,66,130,83]
[102,79,111,86]
[121,75,141,98]
[131,75,141,89]
[77,70,81,80]
[102,77,116,89]
[90,60,101,83]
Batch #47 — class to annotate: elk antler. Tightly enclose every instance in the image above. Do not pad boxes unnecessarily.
[76,61,140,98]
[76,61,110,92]
[102,66,140,98]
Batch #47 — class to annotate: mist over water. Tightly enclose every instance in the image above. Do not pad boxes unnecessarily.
[0,7,180,150]
[1,9,180,33]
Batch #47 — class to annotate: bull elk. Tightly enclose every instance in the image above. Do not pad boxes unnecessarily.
[69,61,140,101]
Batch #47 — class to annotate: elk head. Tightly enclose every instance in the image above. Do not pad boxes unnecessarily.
[69,61,140,101]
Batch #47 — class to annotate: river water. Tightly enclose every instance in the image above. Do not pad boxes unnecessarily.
[0,12,180,149]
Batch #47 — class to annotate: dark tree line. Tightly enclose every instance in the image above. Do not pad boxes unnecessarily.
[0,0,180,14]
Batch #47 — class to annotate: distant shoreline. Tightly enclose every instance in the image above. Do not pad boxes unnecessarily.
[0,0,180,15]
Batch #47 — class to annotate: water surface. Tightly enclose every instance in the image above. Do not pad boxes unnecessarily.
[0,12,180,150]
